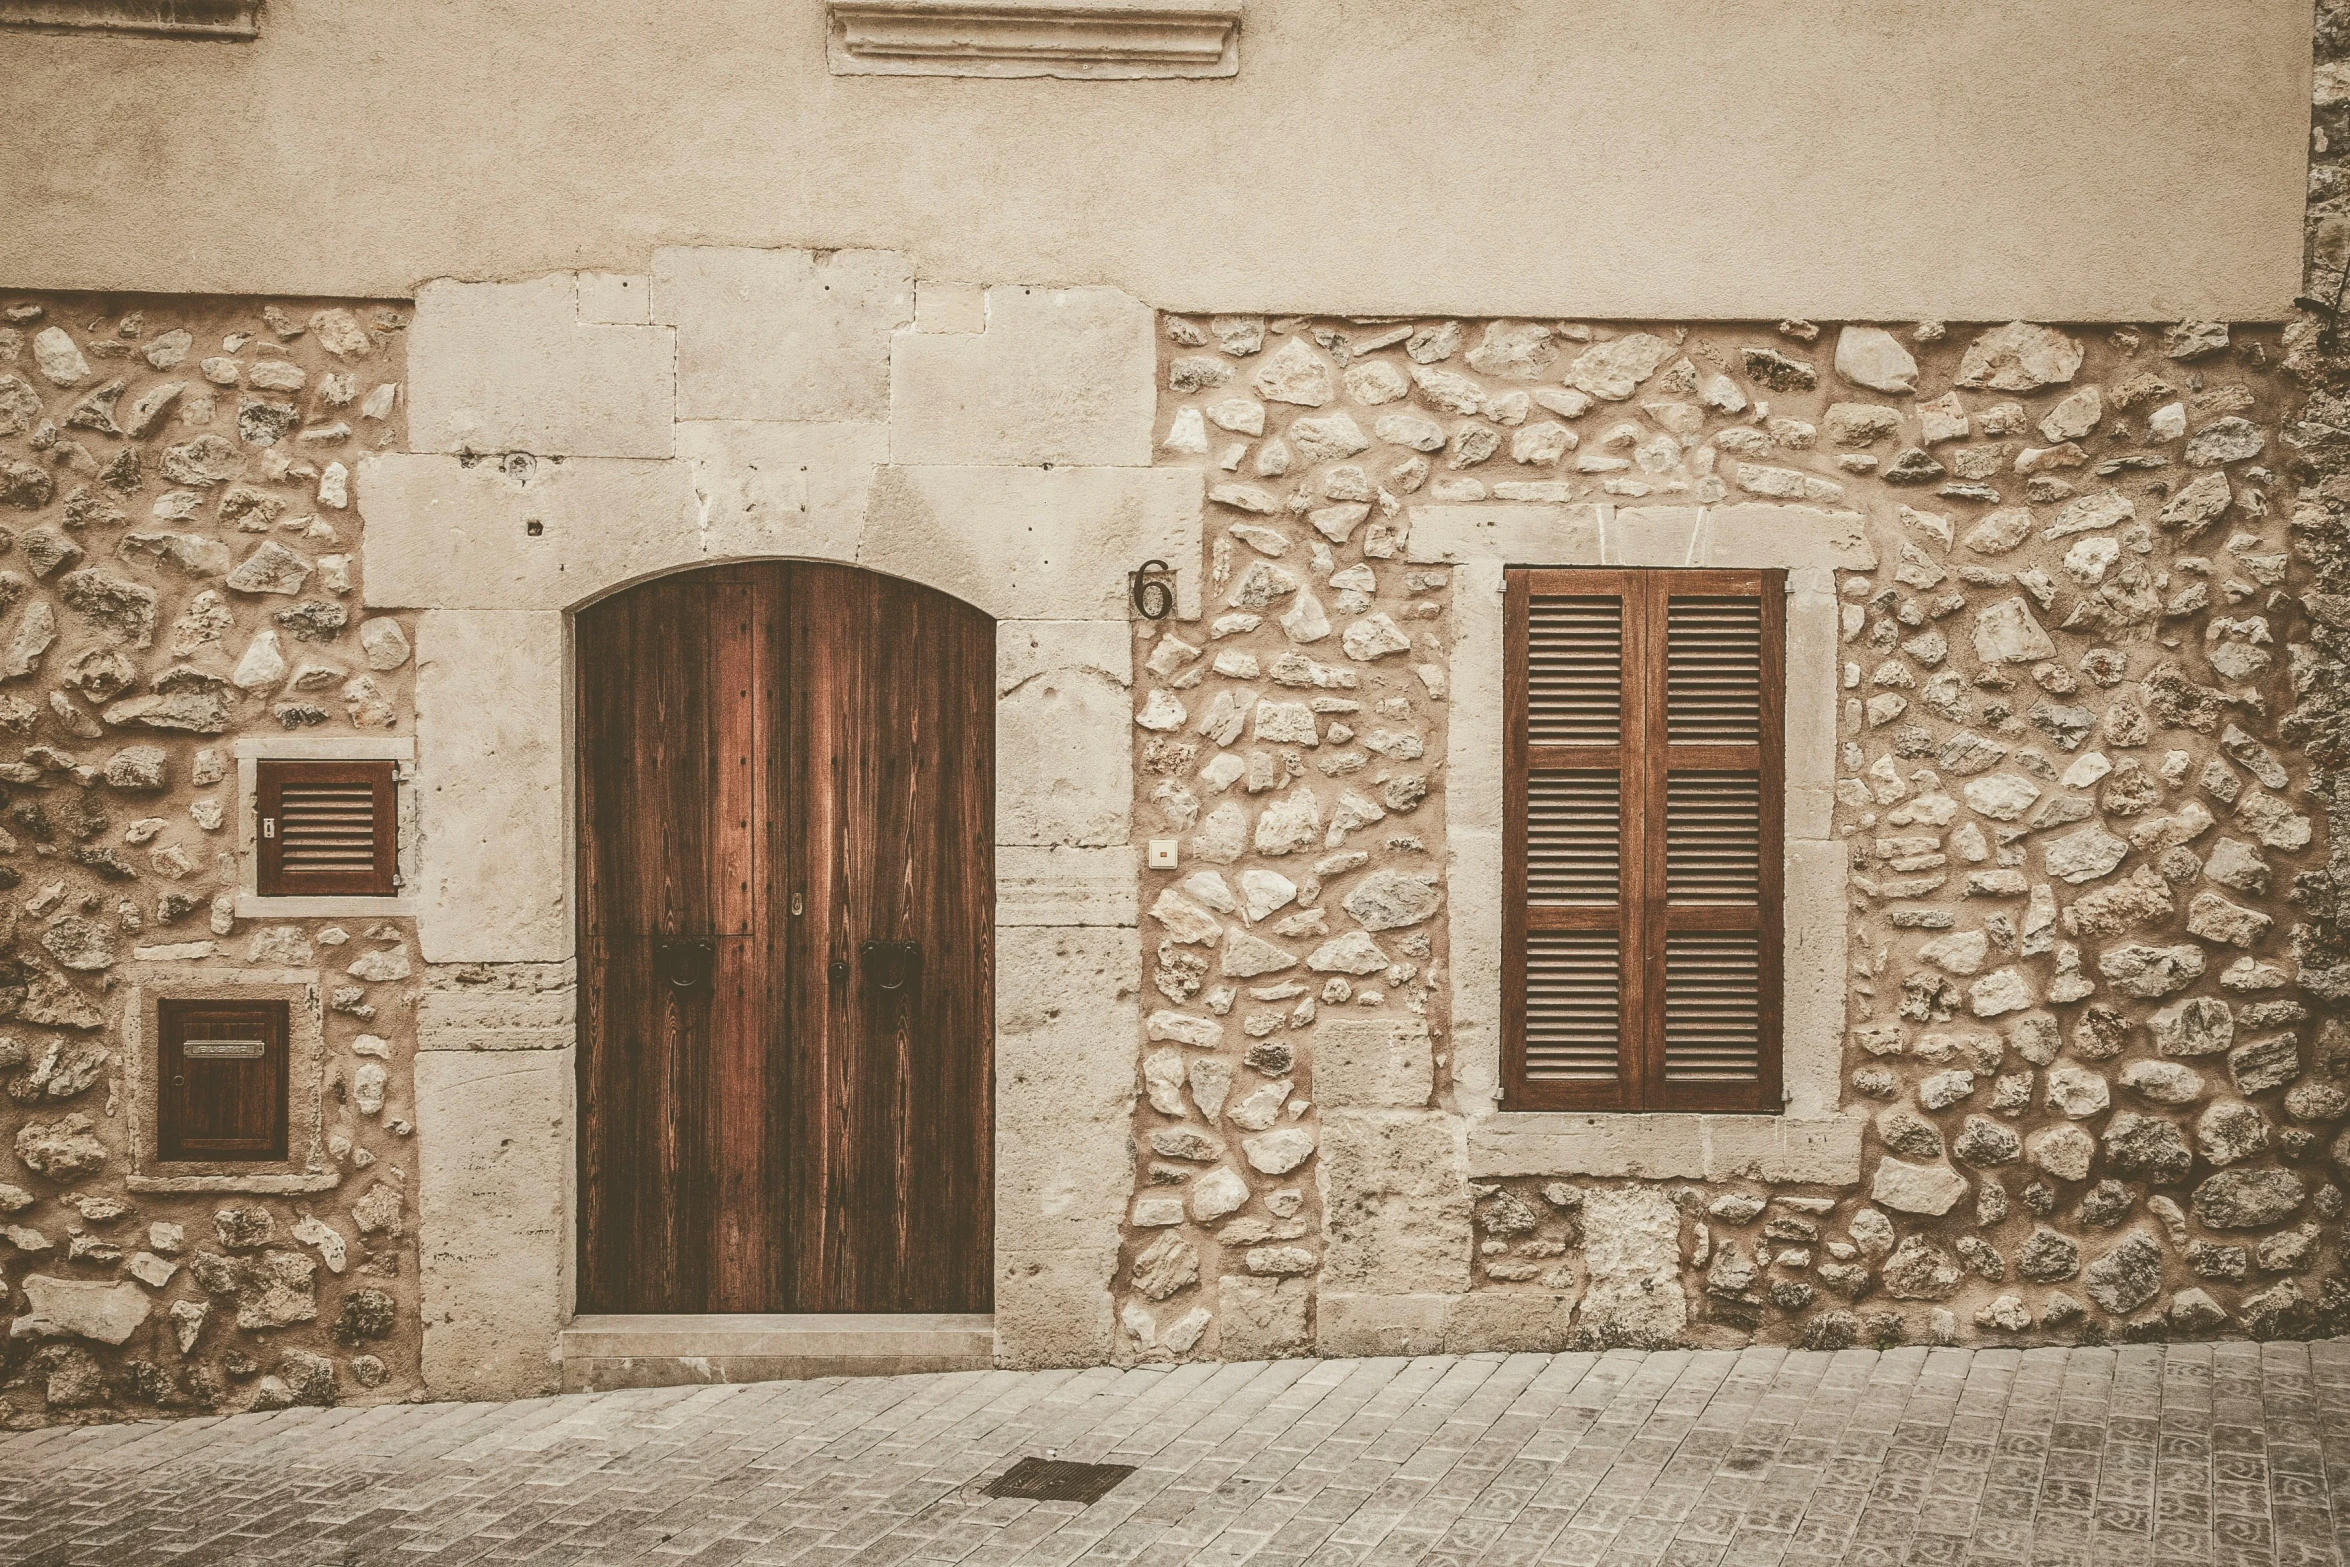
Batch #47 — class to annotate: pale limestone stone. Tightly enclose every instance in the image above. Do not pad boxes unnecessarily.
[2119,1060,2205,1104]
[862,465,1201,621]
[416,612,567,963]
[652,246,910,422]
[1189,1165,1249,1223]
[1918,931,1988,975]
[1968,967,2034,1017]
[2027,1123,2096,1181]
[1131,1197,1183,1228]
[1341,869,1441,931]
[2044,1066,2111,1118]
[1955,321,2083,391]
[1219,931,1295,978]
[409,274,674,458]
[357,452,692,612]
[1307,930,1389,974]
[1972,596,2056,664]
[998,622,1135,845]
[1253,788,1320,856]
[676,420,889,565]
[1144,1010,1221,1048]
[2045,488,2133,538]
[10,1276,148,1345]
[1160,1306,1211,1354]
[891,284,1154,465]
[32,327,90,387]
[1317,1110,1469,1294]
[416,1049,567,1398]
[1564,334,1675,401]
[998,845,1139,927]
[1406,502,1602,567]
[1574,1184,1687,1343]
[2098,942,2206,999]
[998,1246,1119,1370]
[2185,891,2272,948]
[1252,337,1335,407]
[1698,504,1876,571]
[1315,1018,1432,1108]
[997,927,1137,1312]
[415,983,576,1053]
[1963,773,2041,821]
[1871,1158,1968,1215]
[1221,1276,1310,1358]
[2044,825,2128,884]
[1242,1126,1315,1174]
[1833,326,1918,394]
[1225,1080,1287,1132]
[1142,1049,1186,1116]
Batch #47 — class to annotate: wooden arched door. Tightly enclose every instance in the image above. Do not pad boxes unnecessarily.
[576,562,994,1315]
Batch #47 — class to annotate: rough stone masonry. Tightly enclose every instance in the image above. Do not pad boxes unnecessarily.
[0,295,424,1423]
[1125,304,2342,1362]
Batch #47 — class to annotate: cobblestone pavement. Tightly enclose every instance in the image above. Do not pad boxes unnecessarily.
[2,1344,2348,1566]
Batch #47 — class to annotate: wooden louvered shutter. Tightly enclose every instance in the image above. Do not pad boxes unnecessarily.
[256,759,398,897]
[1504,568,1783,1112]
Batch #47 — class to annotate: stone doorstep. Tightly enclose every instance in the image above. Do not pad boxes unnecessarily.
[557,1313,995,1391]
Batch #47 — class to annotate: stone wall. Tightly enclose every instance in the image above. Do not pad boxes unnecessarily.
[1128,309,2341,1357]
[0,295,420,1421]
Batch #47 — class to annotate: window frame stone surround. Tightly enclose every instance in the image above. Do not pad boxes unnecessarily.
[119,969,334,1195]
[1414,502,1866,1185]
[231,735,419,919]
[358,251,1196,1399]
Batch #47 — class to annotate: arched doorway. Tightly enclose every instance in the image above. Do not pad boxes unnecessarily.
[575,562,994,1315]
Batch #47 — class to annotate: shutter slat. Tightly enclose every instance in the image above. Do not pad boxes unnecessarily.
[1524,928,1621,1081]
[1666,596,1762,744]
[1665,770,1761,903]
[278,781,386,874]
[1663,931,1761,1081]
[1526,769,1620,903]
[1527,595,1622,745]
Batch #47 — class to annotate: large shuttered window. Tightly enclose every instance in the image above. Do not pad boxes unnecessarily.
[1503,568,1785,1113]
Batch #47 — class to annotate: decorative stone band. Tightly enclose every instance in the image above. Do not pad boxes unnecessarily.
[827,0,1242,78]
[0,0,259,37]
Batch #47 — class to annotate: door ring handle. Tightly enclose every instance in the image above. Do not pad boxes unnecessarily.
[860,939,921,992]
[654,937,715,990]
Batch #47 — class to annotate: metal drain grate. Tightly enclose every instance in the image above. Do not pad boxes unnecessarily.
[981,1456,1137,1504]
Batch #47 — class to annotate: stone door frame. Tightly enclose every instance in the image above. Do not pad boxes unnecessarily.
[357,253,1199,1398]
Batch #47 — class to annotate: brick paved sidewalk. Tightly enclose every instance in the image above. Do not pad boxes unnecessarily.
[0,1343,2345,1566]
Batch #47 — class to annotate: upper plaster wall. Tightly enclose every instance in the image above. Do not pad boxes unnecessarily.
[0,0,2315,322]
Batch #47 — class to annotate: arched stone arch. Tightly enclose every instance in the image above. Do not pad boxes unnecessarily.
[361,257,1200,1398]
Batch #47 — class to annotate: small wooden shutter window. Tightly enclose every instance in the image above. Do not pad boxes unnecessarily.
[1504,568,1784,1112]
[256,759,398,898]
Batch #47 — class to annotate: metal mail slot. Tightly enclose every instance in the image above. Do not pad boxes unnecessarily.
[183,1039,266,1060]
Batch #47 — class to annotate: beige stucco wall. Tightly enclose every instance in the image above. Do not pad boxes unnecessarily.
[0,1,2314,322]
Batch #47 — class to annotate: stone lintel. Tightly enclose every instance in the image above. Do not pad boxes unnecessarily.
[0,0,257,36]
[828,1,1241,79]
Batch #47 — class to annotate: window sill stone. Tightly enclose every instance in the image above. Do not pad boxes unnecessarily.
[1468,1112,1865,1185]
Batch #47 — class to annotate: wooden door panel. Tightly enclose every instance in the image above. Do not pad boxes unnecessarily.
[786,564,994,1314]
[578,574,760,938]
[576,570,773,1314]
[579,562,993,1317]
